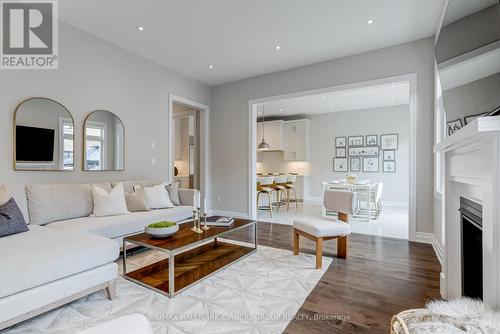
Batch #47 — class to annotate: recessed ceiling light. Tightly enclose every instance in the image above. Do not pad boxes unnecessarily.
[137,25,144,31]
[367,19,374,24]
[275,45,281,50]
[208,65,214,69]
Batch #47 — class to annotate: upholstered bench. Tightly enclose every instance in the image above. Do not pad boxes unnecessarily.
[293,190,353,269]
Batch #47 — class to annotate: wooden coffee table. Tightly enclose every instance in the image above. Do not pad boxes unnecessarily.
[122,218,257,297]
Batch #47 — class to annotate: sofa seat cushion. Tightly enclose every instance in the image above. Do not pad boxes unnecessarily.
[293,218,351,237]
[47,206,193,239]
[0,225,119,298]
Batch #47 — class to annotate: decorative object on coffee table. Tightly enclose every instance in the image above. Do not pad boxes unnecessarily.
[123,218,257,297]
[145,221,179,238]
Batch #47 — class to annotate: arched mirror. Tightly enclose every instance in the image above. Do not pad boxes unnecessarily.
[83,110,124,171]
[14,97,74,171]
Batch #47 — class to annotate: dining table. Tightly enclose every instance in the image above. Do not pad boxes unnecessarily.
[321,181,377,222]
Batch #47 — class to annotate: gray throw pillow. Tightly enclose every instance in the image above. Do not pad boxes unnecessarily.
[125,188,150,212]
[0,198,29,238]
[167,182,181,206]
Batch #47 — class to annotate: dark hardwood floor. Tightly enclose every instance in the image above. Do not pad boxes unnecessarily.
[232,221,441,334]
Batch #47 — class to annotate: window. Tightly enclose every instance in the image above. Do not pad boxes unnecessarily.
[85,122,106,170]
[59,118,74,170]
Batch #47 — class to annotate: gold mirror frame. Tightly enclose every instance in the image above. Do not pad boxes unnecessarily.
[13,97,75,172]
[82,110,125,172]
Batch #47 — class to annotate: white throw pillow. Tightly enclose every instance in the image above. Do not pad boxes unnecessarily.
[92,183,128,217]
[134,182,174,209]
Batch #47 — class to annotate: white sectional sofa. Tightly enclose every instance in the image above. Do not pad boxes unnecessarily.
[0,180,197,330]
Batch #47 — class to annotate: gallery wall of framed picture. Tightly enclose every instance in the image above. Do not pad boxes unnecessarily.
[334,134,398,173]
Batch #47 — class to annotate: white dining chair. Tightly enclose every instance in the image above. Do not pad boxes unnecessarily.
[354,182,384,219]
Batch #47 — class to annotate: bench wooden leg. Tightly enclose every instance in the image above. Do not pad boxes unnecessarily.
[337,236,348,259]
[316,237,323,269]
[293,229,299,255]
[105,280,116,300]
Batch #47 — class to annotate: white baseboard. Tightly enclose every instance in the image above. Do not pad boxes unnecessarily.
[415,232,444,267]
[209,210,249,219]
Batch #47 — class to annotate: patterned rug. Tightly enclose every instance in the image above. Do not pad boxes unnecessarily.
[6,246,331,334]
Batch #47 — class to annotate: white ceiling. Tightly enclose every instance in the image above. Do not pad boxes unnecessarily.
[258,81,410,118]
[58,0,444,86]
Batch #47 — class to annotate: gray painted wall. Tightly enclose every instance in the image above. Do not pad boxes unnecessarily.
[211,38,435,233]
[0,22,211,185]
[443,72,500,125]
[308,105,410,203]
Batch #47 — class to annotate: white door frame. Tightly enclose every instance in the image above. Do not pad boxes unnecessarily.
[169,94,210,212]
[248,73,418,241]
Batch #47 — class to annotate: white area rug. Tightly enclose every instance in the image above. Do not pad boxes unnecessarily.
[6,246,331,334]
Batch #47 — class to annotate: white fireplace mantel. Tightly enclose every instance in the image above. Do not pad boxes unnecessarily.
[434,116,500,309]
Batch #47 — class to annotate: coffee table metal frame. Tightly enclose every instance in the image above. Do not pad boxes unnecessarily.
[122,221,257,297]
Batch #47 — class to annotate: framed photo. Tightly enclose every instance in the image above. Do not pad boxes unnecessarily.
[383,161,396,173]
[333,158,348,172]
[335,136,346,147]
[447,119,463,136]
[336,148,346,157]
[363,157,379,173]
[348,146,379,157]
[348,136,364,147]
[380,134,399,150]
[350,157,361,172]
[383,150,395,161]
[464,113,487,125]
[366,135,378,146]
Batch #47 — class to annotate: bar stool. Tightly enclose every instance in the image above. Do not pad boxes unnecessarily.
[257,176,276,217]
[273,175,288,213]
[286,175,299,209]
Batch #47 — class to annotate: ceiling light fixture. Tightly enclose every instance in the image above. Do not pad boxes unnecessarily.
[208,65,214,69]
[137,25,144,31]
[258,105,270,152]
[275,45,281,50]
[367,19,374,24]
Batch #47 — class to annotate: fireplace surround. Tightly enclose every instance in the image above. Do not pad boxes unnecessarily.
[460,197,483,300]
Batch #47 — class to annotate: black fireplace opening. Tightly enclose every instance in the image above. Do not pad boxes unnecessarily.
[460,197,483,300]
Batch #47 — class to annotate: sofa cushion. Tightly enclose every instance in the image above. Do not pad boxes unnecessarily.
[167,182,181,206]
[134,182,174,209]
[125,188,150,212]
[0,198,29,238]
[0,225,119,298]
[92,183,128,217]
[27,183,111,225]
[0,185,30,224]
[113,180,162,194]
[47,206,193,239]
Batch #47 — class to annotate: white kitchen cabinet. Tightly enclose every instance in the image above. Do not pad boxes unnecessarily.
[256,120,284,151]
[283,120,309,161]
